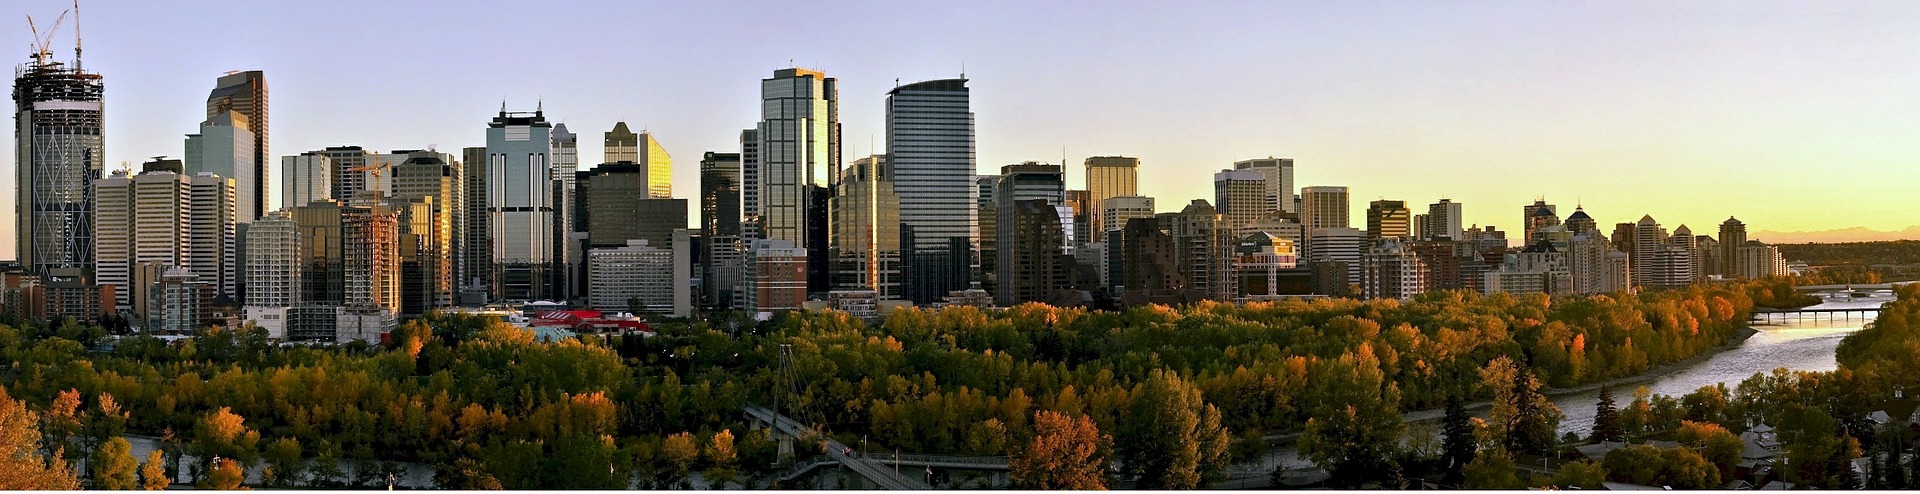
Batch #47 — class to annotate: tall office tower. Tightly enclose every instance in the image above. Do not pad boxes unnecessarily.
[291,201,346,339]
[604,121,639,163]
[1300,186,1350,231]
[1564,206,1597,235]
[549,124,579,301]
[315,146,375,202]
[1084,156,1139,237]
[700,152,744,308]
[1100,196,1157,239]
[1172,200,1236,301]
[1568,232,1631,295]
[184,111,259,222]
[485,107,555,301]
[1425,199,1464,241]
[1064,190,1091,249]
[1521,199,1559,245]
[207,71,268,214]
[831,155,901,298]
[1213,169,1267,232]
[888,78,976,304]
[241,210,298,339]
[753,68,840,293]
[1719,217,1748,278]
[1411,214,1428,240]
[395,197,447,317]
[738,129,762,240]
[15,52,105,275]
[1234,158,1295,214]
[391,151,460,313]
[1362,237,1426,300]
[579,163,687,248]
[281,152,332,208]
[974,175,1000,291]
[1365,200,1412,241]
[993,163,1066,305]
[93,162,189,312]
[459,146,489,304]
[1630,215,1668,286]
[1307,227,1364,289]
[186,173,238,302]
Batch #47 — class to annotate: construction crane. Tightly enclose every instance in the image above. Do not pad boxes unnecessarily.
[26,9,68,66]
[346,157,391,179]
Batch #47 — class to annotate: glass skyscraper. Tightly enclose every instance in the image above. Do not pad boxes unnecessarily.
[886,78,975,304]
[15,55,105,275]
[485,107,555,301]
[752,68,839,293]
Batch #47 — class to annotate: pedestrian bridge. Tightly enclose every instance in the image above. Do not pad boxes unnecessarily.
[1750,307,1881,324]
[744,403,1013,489]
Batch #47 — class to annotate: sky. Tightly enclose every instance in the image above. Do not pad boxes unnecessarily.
[5,0,1920,259]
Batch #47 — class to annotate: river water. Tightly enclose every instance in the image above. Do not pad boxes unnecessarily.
[1552,291,1890,436]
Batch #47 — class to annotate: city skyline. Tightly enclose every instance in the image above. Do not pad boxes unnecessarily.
[3,0,1918,262]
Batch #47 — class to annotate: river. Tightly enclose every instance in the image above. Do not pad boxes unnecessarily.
[1552,291,1889,435]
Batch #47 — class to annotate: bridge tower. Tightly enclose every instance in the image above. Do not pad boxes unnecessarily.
[775,343,797,464]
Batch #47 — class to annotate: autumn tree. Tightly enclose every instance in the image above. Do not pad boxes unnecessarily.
[1010,410,1108,490]
[1673,420,1741,480]
[0,386,81,489]
[204,457,245,490]
[1481,357,1561,456]
[91,437,139,490]
[1461,449,1523,489]
[1552,459,1608,489]
[139,450,170,490]
[659,432,700,487]
[1115,369,1230,489]
[704,429,740,488]
[191,407,260,482]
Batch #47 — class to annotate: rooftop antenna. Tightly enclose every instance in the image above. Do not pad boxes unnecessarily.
[500,100,506,113]
[961,61,966,79]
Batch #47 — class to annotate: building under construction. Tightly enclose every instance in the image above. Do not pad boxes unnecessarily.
[14,7,104,277]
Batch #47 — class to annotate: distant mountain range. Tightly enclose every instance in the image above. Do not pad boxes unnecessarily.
[1753,226,1920,244]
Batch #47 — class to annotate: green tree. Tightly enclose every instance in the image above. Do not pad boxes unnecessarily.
[1299,404,1404,487]
[1115,369,1230,489]
[1441,395,1476,472]
[1603,444,1664,485]
[92,437,139,490]
[1010,410,1108,490]
[1591,385,1624,443]
[260,437,303,487]
[1552,459,1608,489]
[1461,449,1523,489]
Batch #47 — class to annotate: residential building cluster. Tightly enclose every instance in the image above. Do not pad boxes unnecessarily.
[3,50,1795,340]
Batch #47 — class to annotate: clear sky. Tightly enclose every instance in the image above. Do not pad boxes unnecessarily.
[6,0,1920,259]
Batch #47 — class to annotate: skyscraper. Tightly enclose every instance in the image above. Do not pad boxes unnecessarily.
[484,107,555,301]
[281,152,332,208]
[1084,156,1139,237]
[754,68,839,294]
[15,53,105,274]
[1213,169,1267,232]
[184,111,258,223]
[886,78,974,304]
[1365,200,1412,241]
[459,146,489,304]
[701,152,744,309]
[1426,199,1464,241]
[241,210,298,339]
[832,155,901,299]
[994,162,1066,305]
[604,121,639,163]
[605,124,673,199]
[1630,215,1668,286]
[1300,186,1350,231]
[206,71,268,215]
[1521,199,1560,245]
[1233,158,1295,214]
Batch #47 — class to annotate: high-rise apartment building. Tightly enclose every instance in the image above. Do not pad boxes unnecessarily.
[281,152,332,208]
[93,161,236,315]
[1720,217,1748,278]
[1084,156,1139,238]
[1568,232,1631,295]
[1735,241,1787,279]
[1630,215,1668,286]
[15,54,105,275]
[752,68,840,294]
[1366,200,1412,241]
[832,155,902,299]
[1425,199,1463,241]
[1362,237,1426,300]
[185,173,238,302]
[1308,227,1364,289]
[1233,158,1295,214]
[184,111,258,223]
[1173,200,1236,301]
[1565,206,1597,235]
[207,71,268,214]
[1521,199,1559,245]
[1300,186,1350,231]
[588,234,691,317]
[1213,169,1267,232]
[888,78,975,304]
[485,108,556,301]
[1099,196,1157,239]
[241,211,298,339]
